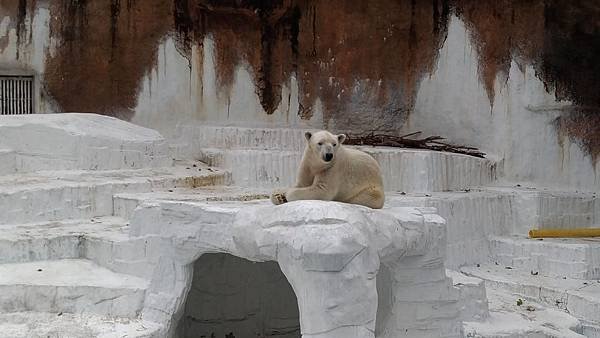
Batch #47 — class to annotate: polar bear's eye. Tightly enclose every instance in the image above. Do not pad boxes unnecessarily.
[318,142,323,146]
[333,143,337,147]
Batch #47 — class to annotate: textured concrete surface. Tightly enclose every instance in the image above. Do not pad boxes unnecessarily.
[0,162,229,224]
[173,125,498,191]
[0,216,127,264]
[0,312,161,338]
[490,235,600,279]
[463,288,585,338]
[0,115,597,337]
[0,259,148,317]
[0,114,172,171]
[128,200,461,338]
[447,269,489,322]
[461,264,600,326]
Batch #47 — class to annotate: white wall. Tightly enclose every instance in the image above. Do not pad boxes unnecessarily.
[407,16,598,191]
[132,36,323,139]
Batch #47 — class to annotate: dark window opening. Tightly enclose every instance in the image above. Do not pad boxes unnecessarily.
[0,75,34,115]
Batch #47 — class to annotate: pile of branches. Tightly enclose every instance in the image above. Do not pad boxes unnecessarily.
[344,131,486,158]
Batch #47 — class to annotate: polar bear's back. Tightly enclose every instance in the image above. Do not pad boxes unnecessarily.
[334,146,384,204]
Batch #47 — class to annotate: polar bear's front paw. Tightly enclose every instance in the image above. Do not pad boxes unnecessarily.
[270,191,288,205]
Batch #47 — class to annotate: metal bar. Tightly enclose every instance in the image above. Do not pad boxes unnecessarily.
[1,79,4,115]
[10,80,13,114]
[12,79,15,114]
[29,79,33,114]
[20,79,24,114]
[18,79,21,114]
[11,79,14,114]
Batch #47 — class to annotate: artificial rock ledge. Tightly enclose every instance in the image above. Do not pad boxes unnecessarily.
[129,199,462,338]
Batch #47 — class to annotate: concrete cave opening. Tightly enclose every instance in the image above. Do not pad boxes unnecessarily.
[176,253,301,338]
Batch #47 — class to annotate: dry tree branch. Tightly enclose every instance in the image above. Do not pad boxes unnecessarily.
[344,131,486,158]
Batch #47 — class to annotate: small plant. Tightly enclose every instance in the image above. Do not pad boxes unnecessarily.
[517,298,523,306]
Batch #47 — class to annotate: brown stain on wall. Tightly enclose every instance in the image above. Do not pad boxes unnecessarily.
[173,0,449,133]
[540,0,600,161]
[295,0,449,132]
[2,0,450,132]
[44,0,172,120]
[452,0,600,160]
[452,0,544,103]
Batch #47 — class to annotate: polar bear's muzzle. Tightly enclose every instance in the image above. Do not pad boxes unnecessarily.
[324,153,334,162]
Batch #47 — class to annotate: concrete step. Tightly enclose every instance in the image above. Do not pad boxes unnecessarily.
[485,186,599,232]
[0,259,148,317]
[0,216,127,264]
[198,147,498,191]
[113,186,270,220]
[0,311,162,338]
[447,269,489,322]
[199,148,301,188]
[463,288,585,338]
[0,113,172,172]
[0,216,158,280]
[384,187,600,269]
[461,264,600,327]
[491,235,600,279]
[0,163,230,225]
[174,125,308,153]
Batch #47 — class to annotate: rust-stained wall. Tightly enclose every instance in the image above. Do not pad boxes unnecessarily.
[1,0,599,186]
[169,0,450,132]
[44,0,172,120]
[2,0,449,131]
[453,0,600,161]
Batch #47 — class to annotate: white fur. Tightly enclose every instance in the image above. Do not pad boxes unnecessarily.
[271,130,385,209]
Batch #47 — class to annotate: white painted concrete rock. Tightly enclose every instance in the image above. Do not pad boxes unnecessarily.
[128,200,461,338]
[0,113,171,173]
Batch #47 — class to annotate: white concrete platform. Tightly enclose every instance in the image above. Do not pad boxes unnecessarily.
[0,311,162,338]
[491,235,600,279]
[126,200,461,338]
[0,113,172,172]
[0,163,230,225]
[0,259,148,317]
[197,147,497,192]
[0,216,127,264]
[386,190,513,269]
[463,288,585,338]
[174,124,308,152]
[113,186,270,219]
[173,124,498,192]
[0,215,157,279]
[461,264,600,328]
[385,187,600,269]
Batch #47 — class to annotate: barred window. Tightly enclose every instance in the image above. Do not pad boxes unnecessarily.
[0,76,34,115]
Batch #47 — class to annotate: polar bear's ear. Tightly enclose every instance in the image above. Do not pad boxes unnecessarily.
[337,134,347,144]
[304,132,312,142]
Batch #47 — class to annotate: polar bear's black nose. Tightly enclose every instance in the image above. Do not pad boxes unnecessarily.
[324,153,333,162]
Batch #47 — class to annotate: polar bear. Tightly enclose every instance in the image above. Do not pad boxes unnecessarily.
[271,130,385,209]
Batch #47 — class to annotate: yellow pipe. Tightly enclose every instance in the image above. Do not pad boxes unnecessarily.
[529,228,600,238]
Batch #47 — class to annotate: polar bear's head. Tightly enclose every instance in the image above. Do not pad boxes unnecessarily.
[305,130,346,164]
